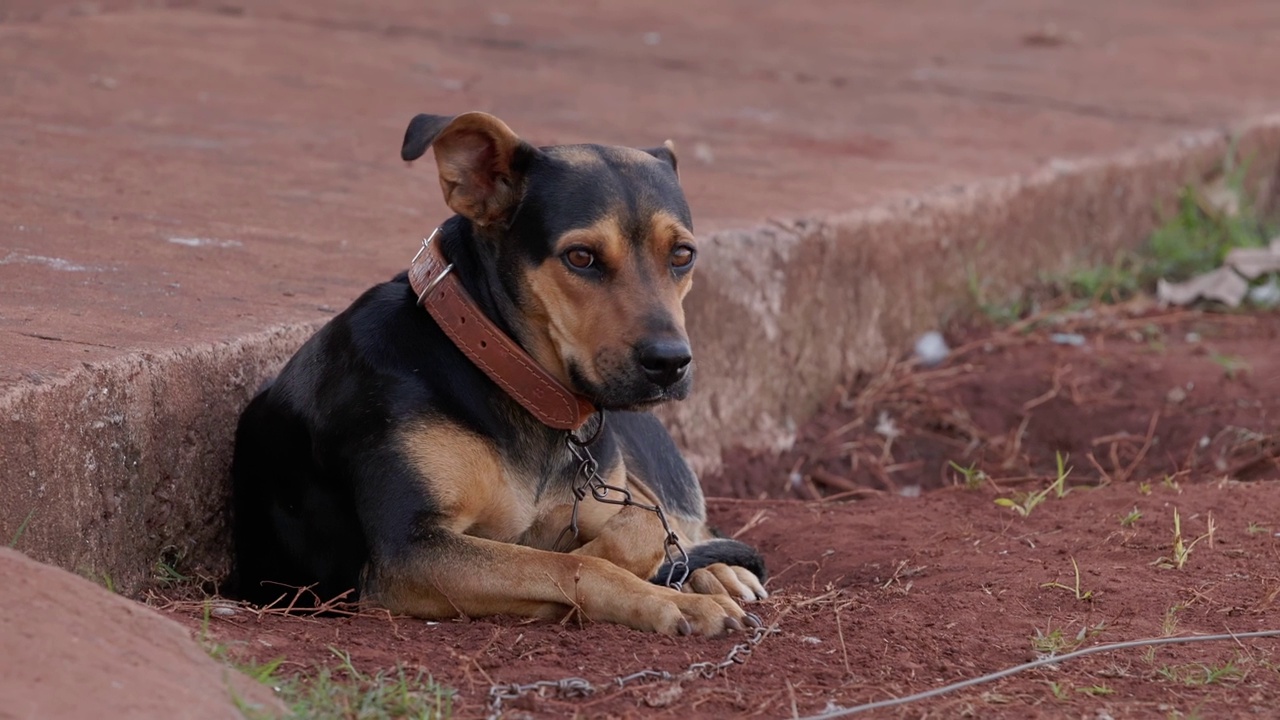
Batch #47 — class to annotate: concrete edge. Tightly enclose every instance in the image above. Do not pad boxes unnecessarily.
[3,114,1279,592]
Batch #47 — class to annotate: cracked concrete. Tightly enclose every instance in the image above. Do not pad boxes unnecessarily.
[2,0,1280,590]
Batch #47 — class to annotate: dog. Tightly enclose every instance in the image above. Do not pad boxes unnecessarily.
[230,111,767,636]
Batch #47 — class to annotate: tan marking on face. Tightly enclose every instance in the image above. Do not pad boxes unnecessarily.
[399,421,535,542]
[519,211,696,388]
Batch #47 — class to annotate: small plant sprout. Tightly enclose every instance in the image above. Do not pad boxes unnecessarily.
[1120,507,1142,527]
[1139,481,1153,496]
[1031,622,1105,658]
[1209,353,1250,380]
[1153,509,1217,570]
[1049,451,1072,498]
[1047,681,1069,700]
[1162,603,1185,637]
[1247,521,1269,535]
[7,508,35,549]
[1041,556,1094,601]
[1077,684,1115,697]
[995,460,1070,517]
[1157,660,1245,686]
[949,460,988,490]
[994,488,1049,517]
[1032,626,1073,656]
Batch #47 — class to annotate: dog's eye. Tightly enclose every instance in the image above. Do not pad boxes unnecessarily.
[565,248,595,270]
[671,245,696,269]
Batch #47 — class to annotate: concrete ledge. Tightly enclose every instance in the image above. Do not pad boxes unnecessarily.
[662,116,1280,469]
[1,323,321,590]
[4,117,1279,593]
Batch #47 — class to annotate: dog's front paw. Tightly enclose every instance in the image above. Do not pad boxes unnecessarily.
[643,589,759,636]
[685,562,768,603]
[651,538,768,602]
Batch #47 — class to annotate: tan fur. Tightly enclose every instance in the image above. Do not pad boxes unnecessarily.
[365,534,745,634]
[400,422,535,542]
[377,418,743,634]
[429,112,524,226]
[520,213,696,388]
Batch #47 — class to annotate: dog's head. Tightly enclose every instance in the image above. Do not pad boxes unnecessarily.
[402,112,697,410]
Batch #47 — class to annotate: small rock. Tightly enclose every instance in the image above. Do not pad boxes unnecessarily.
[874,411,900,440]
[1165,387,1187,404]
[1248,277,1280,307]
[913,331,949,367]
[1184,331,1201,343]
[1049,333,1086,346]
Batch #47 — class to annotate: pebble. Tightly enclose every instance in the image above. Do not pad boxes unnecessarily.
[913,331,949,367]
[1248,278,1280,307]
[1050,332,1086,346]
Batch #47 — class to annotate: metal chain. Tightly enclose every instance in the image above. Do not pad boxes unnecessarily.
[486,411,737,718]
[486,623,774,719]
[553,411,691,591]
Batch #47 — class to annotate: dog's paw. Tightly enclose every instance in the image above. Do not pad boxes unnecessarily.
[650,538,768,601]
[645,589,760,637]
[684,562,768,603]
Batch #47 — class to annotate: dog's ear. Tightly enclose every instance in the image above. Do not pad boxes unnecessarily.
[401,112,534,227]
[643,139,679,180]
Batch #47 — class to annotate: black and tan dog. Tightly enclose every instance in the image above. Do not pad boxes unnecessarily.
[230,111,767,636]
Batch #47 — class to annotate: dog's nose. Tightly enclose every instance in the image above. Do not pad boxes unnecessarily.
[637,339,692,387]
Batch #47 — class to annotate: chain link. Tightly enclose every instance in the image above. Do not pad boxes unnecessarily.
[486,623,774,719]
[486,411,754,718]
[554,411,690,591]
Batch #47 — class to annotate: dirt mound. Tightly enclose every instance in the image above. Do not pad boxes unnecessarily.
[0,547,283,719]
[156,308,1280,718]
[707,307,1280,500]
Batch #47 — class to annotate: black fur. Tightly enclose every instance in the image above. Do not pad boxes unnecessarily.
[651,538,768,587]
[229,115,762,610]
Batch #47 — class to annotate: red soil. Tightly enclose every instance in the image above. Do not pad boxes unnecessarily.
[161,308,1280,719]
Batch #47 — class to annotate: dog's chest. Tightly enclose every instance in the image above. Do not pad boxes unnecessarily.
[399,420,589,545]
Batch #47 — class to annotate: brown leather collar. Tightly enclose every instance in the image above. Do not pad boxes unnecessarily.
[407,228,597,431]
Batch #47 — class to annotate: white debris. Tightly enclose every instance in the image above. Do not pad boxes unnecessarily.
[874,411,900,440]
[1248,277,1280,307]
[913,330,949,367]
[168,237,242,248]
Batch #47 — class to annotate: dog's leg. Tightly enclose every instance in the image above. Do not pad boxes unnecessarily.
[563,465,676,578]
[364,532,752,636]
[565,472,768,603]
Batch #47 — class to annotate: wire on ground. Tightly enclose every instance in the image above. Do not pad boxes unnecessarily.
[798,629,1280,719]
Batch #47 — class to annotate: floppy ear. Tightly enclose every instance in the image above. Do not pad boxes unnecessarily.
[643,139,679,180]
[400,111,534,227]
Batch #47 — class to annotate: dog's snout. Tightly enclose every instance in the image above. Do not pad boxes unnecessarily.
[636,339,692,387]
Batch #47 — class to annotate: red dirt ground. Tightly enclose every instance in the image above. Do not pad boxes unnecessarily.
[158,307,1280,719]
